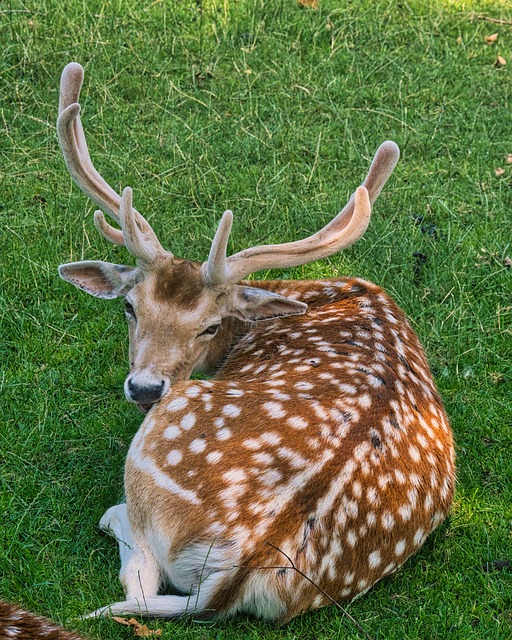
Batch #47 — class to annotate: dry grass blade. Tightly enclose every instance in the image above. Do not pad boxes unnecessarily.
[477,14,512,25]
[237,542,374,640]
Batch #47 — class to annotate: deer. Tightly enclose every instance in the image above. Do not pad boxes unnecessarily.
[0,601,86,640]
[56,62,455,623]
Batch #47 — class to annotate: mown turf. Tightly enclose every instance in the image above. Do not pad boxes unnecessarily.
[1,0,511,638]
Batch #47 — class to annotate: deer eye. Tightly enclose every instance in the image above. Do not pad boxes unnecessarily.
[198,323,220,337]
[124,300,136,319]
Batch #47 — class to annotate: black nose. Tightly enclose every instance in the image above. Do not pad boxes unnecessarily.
[127,379,165,405]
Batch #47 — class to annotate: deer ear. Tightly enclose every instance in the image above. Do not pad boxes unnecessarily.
[58,261,140,299]
[228,286,308,322]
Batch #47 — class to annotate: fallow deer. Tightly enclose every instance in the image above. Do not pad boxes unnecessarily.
[57,62,455,623]
[0,601,85,640]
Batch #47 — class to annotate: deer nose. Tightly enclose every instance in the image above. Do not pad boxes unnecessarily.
[126,377,165,405]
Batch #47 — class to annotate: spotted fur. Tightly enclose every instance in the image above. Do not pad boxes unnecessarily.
[90,277,453,622]
[55,62,455,624]
[0,602,85,640]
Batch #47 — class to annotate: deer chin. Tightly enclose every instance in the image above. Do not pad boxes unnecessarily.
[137,403,155,414]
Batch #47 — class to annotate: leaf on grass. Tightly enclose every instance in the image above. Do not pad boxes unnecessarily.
[495,55,507,67]
[495,167,505,177]
[112,617,162,637]
[504,256,512,268]
[507,154,512,164]
[297,0,319,8]
[485,33,499,44]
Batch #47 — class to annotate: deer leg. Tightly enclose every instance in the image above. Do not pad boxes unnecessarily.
[99,503,160,603]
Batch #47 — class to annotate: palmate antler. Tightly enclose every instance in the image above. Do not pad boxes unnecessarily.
[57,63,399,283]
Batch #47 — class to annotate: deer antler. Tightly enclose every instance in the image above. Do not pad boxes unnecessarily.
[204,141,399,285]
[57,62,169,267]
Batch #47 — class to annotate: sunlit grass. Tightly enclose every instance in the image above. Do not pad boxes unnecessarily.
[1,0,511,638]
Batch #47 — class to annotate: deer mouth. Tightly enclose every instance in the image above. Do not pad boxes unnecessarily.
[137,403,155,414]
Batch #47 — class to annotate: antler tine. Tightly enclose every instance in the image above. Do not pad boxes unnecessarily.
[58,63,122,223]
[119,187,163,267]
[94,210,125,246]
[211,141,399,285]
[203,210,234,286]
[57,62,170,264]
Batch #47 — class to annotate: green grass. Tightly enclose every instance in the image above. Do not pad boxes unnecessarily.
[1,0,511,638]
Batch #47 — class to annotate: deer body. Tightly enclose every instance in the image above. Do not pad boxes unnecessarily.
[56,63,455,623]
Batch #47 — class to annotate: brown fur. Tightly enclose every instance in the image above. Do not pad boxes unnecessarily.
[152,259,206,307]
[0,602,85,640]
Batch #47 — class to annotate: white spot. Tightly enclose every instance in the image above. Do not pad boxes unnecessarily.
[399,504,412,521]
[351,480,362,498]
[217,428,232,441]
[366,486,379,506]
[312,403,328,420]
[261,432,281,445]
[431,511,446,528]
[185,385,201,398]
[214,417,225,428]
[264,402,286,419]
[206,451,222,464]
[346,530,358,547]
[378,474,391,490]
[226,388,245,397]
[344,571,354,585]
[339,383,357,395]
[277,447,307,469]
[166,449,183,466]
[395,469,406,484]
[253,452,274,465]
[409,445,421,462]
[295,381,314,390]
[180,413,196,430]
[259,468,283,486]
[381,512,395,530]
[223,404,242,418]
[344,499,359,518]
[243,438,261,450]
[223,468,247,483]
[167,397,188,412]
[269,391,291,402]
[395,539,406,556]
[287,416,308,430]
[354,442,370,461]
[164,425,180,440]
[189,438,207,453]
[414,528,425,546]
[368,550,382,569]
[357,394,372,409]
[366,511,376,526]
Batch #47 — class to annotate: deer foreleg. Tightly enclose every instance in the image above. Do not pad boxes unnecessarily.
[98,503,160,604]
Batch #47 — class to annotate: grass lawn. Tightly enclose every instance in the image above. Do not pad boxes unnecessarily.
[1,0,511,638]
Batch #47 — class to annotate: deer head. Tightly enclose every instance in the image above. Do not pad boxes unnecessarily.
[57,62,399,412]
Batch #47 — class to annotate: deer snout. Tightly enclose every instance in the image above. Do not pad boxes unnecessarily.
[125,371,169,412]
